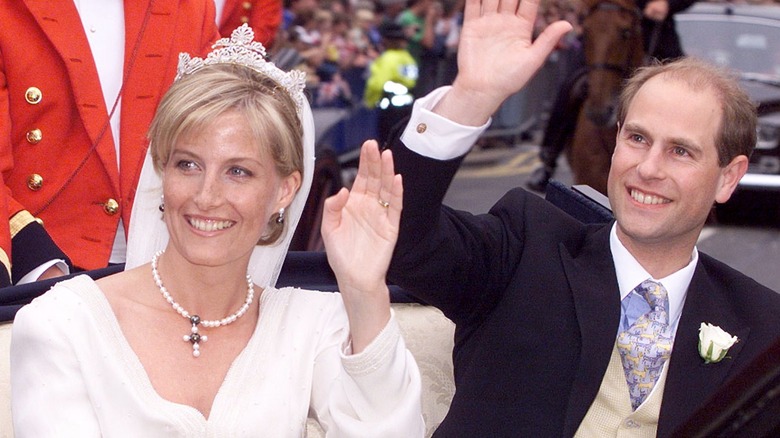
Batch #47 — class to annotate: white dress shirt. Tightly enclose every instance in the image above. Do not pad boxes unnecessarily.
[74,0,127,264]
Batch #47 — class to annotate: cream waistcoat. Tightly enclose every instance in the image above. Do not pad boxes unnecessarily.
[575,342,669,437]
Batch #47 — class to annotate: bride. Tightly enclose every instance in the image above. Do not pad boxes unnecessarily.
[10,25,422,436]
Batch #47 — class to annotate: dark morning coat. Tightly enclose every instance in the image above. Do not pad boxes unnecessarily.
[386,141,780,437]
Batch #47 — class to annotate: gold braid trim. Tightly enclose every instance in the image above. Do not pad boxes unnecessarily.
[0,248,9,280]
[10,210,42,238]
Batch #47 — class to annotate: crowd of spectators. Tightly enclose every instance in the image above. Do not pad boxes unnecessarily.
[263,0,590,148]
[255,0,589,156]
[264,0,779,111]
[268,0,468,109]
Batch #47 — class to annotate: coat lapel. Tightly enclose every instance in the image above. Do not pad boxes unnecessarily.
[657,264,750,436]
[560,224,623,436]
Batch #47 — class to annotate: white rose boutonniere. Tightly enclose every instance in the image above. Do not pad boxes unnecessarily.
[698,322,738,364]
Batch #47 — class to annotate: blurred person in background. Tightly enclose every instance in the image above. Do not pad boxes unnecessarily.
[315,11,355,107]
[416,0,463,96]
[526,0,584,191]
[343,8,381,102]
[364,21,418,145]
[283,0,320,30]
[321,0,349,14]
[397,0,434,66]
[377,0,409,24]
[639,0,696,61]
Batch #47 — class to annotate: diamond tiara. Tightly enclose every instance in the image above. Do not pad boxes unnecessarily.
[176,24,307,114]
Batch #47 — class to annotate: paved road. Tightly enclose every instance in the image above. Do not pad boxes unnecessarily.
[442,143,780,292]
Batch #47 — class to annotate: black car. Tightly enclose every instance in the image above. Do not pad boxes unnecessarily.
[676,2,780,223]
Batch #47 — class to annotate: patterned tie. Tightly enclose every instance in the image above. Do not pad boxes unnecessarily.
[617,280,673,410]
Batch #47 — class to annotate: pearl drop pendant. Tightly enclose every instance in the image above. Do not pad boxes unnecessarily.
[183,316,209,357]
[151,251,253,358]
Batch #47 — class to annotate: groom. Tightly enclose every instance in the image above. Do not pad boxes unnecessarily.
[378,0,780,435]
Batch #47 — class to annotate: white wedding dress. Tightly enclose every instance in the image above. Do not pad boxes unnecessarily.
[11,276,422,436]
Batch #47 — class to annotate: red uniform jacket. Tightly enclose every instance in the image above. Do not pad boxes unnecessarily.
[218,0,283,47]
[0,0,220,272]
[0,172,9,286]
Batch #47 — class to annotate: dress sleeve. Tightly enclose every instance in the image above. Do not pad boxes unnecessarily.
[10,292,101,436]
[310,310,424,437]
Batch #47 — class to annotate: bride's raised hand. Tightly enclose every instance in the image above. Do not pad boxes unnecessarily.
[321,140,403,352]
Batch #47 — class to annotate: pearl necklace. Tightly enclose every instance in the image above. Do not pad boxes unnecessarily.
[151,251,255,358]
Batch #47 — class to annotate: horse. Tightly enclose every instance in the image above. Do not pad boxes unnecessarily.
[566,0,645,195]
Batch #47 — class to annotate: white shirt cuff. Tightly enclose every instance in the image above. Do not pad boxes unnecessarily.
[17,260,70,285]
[400,86,491,161]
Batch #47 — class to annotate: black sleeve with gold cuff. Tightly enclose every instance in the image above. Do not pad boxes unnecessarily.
[10,211,71,284]
[0,248,10,288]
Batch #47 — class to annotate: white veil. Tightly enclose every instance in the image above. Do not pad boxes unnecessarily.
[125,102,315,288]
